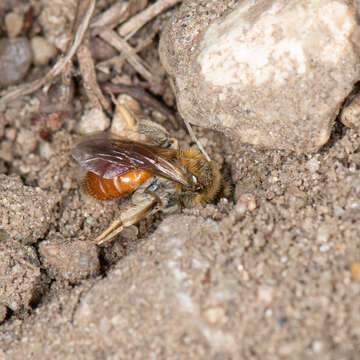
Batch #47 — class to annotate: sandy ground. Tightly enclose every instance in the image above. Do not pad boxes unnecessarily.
[0,1,360,359]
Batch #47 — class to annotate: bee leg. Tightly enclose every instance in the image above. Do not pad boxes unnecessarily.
[109,91,178,148]
[137,120,179,149]
[114,102,136,130]
[137,119,169,145]
[107,90,137,130]
[95,180,167,245]
[144,183,163,211]
[95,219,123,245]
[95,191,159,246]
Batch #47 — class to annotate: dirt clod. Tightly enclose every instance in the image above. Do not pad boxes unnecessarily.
[0,175,58,244]
[39,235,100,282]
[0,236,44,312]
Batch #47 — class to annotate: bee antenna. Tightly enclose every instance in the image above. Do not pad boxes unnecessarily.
[182,117,211,162]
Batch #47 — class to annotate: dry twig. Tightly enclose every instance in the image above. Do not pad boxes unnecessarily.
[91,0,148,36]
[119,0,182,38]
[0,0,96,108]
[95,0,182,89]
[96,20,160,74]
[76,0,110,111]
[98,29,157,86]
[103,82,178,128]
[78,37,111,111]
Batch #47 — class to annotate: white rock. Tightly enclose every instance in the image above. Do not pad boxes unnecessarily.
[77,108,110,134]
[235,193,257,216]
[39,141,54,160]
[340,92,360,129]
[160,0,360,153]
[199,1,354,87]
[257,286,274,304]
[5,12,23,38]
[30,36,58,66]
[204,306,226,324]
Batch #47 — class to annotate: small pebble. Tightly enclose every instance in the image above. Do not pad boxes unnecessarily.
[5,12,23,38]
[5,127,17,141]
[351,262,360,282]
[316,225,330,243]
[39,141,54,160]
[335,242,346,254]
[278,343,296,356]
[257,286,274,304]
[30,36,58,66]
[77,108,110,134]
[333,205,344,216]
[340,93,360,129]
[235,193,257,217]
[312,340,324,353]
[17,129,37,155]
[319,244,331,252]
[306,157,320,173]
[0,37,32,87]
[204,306,225,324]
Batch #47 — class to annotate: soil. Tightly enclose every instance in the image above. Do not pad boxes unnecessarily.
[0,1,360,359]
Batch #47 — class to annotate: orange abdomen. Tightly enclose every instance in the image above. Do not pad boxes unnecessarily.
[82,170,153,200]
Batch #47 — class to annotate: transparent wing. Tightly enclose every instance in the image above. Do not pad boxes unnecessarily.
[72,133,191,187]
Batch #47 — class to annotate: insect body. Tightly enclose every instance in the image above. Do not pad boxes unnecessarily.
[73,135,224,204]
[83,170,153,200]
[72,103,230,245]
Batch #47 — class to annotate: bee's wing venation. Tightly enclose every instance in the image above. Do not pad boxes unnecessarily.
[72,135,191,187]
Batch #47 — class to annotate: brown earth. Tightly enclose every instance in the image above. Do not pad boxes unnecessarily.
[0,1,360,359]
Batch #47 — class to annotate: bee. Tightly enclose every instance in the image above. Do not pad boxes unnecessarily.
[72,101,230,245]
